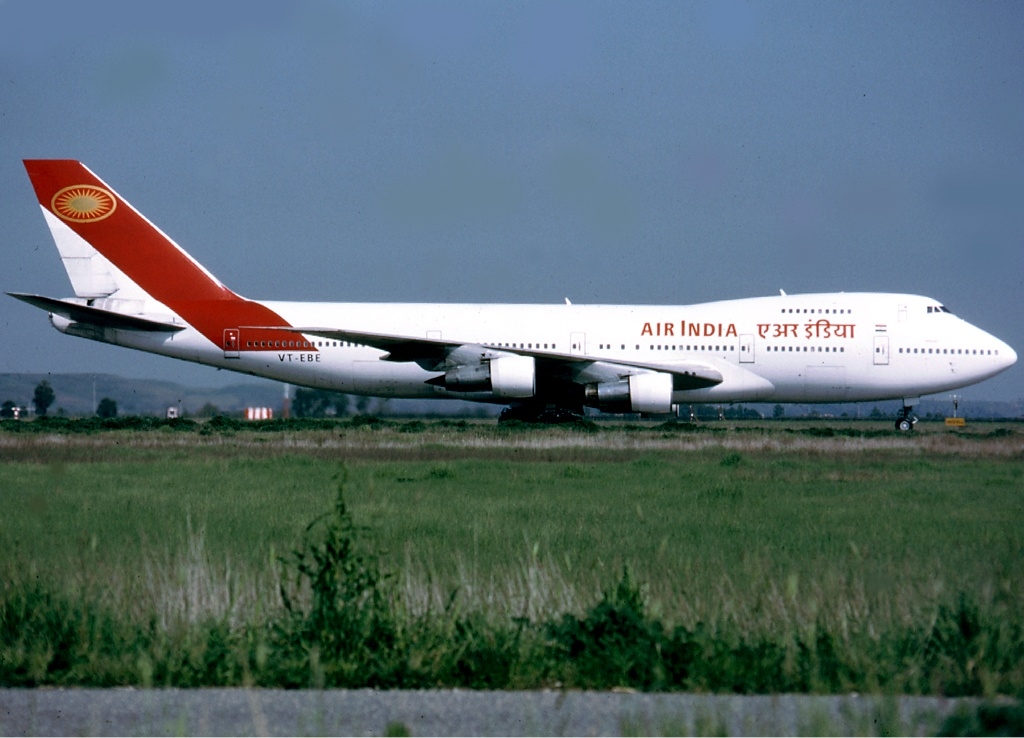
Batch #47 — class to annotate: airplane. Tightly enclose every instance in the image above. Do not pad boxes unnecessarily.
[9,159,1017,431]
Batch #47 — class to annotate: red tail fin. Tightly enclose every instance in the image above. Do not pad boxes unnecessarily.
[24,160,303,350]
[24,160,234,302]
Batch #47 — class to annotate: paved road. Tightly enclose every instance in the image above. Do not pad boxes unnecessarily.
[0,689,977,736]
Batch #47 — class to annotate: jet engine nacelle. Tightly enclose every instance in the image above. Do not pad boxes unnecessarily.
[441,355,536,398]
[585,372,674,414]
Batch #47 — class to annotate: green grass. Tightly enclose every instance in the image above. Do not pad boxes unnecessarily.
[1,421,1023,693]
[3,442,1019,623]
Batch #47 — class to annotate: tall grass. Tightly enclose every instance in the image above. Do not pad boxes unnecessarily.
[3,498,1022,694]
[1,424,1023,694]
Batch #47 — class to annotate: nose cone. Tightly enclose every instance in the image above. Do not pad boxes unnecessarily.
[964,326,1017,385]
[999,339,1018,372]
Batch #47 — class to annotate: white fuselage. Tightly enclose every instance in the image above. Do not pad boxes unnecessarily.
[63,292,1016,407]
[23,161,1015,416]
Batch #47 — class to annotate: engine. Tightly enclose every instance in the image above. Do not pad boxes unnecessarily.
[584,372,674,414]
[440,355,536,398]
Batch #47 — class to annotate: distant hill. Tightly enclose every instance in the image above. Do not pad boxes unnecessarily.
[0,373,499,418]
[0,373,283,417]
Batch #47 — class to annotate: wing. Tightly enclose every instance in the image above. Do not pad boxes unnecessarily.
[250,325,724,392]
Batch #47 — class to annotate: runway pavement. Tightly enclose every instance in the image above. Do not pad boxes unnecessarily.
[0,688,978,736]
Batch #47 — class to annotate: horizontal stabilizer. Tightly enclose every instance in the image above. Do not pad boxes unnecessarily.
[8,293,185,333]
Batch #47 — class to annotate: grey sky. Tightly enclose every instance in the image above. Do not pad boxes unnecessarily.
[1,1,1022,401]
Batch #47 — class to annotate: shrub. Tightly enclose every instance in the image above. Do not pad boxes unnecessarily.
[546,568,667,689]
[273,469,402,687]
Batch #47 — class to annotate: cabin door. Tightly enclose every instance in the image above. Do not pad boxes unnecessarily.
[739,334,755,363]
[223,328,240,359]
[873,335,889,366]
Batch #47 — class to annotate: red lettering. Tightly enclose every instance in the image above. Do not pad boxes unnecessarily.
[650,320,739,338]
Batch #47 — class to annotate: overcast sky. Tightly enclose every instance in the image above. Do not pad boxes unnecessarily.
[1,1,1021,402]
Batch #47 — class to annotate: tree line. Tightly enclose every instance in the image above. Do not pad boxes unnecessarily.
[1,383,364,421]
[1,380,117,419]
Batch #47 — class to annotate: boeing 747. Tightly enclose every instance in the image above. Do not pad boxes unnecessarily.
[10,160,1016,430]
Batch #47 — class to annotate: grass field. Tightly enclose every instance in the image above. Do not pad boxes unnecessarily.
[2,418,1023,695]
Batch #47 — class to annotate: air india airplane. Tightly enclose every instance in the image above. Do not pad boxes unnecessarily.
[10,160,1017,430]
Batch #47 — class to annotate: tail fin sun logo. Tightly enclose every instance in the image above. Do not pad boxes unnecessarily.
[51,184,117,223]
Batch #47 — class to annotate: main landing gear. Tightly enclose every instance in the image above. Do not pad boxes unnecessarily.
[499,402,584,424]
[895,404,918,433]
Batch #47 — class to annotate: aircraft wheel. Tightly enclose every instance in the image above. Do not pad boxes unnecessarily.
[896,417,913,433]
[499,404,583,424]
[537,407,584,424]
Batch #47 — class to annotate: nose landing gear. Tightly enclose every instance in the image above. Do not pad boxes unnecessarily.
[895,404,918,432]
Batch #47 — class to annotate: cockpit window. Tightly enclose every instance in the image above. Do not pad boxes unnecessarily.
[927,305,954,315]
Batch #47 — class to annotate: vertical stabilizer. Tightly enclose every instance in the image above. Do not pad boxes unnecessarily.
[22,160,301,348]
[23,160,233,303]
